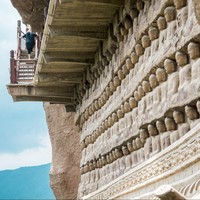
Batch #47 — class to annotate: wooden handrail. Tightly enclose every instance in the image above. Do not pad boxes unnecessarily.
[10,20,43,84]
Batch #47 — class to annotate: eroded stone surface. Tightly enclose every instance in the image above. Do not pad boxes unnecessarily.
[10,0,48,31]
[77,0,200,198]
[44,103,81,200]
[193,0,200,24]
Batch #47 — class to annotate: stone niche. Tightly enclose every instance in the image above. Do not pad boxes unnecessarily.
[44,103,81,200]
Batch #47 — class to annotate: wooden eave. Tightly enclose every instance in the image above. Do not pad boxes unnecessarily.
[7,0,124,109]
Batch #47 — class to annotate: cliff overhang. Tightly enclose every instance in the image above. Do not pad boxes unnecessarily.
[10,0,49,32]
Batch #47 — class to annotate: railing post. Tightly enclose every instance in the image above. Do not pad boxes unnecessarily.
[35,35,38,59]
[44,6,48,28]
[17,20,21,60]
[10,50,17,84]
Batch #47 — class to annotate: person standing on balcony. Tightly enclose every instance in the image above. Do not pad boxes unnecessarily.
[21,28,37,59]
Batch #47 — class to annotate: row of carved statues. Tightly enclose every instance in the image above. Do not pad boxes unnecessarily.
[79,101,200,196]
[81,99,200,174]
[77,0,190,127]
[79,4,197,143]
[80,40,200,152]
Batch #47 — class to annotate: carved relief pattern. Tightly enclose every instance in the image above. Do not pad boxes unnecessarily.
[77,0,200,198]
[83,132,200,199]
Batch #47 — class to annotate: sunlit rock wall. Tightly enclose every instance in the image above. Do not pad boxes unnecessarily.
[44,103,81,200]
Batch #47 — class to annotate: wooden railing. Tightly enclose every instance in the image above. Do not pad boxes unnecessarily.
[10,20,41,84]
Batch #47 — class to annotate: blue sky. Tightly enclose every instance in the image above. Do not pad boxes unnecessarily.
[0,0,51,170]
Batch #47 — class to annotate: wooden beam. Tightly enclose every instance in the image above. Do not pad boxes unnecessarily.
[44,57,94,64]
[59,0,124,6]
[49,25,108,33]
[7,85,75,98]
[36,82,77,87]
[44,51,95,59]
[49,27,107,40]
[41,67,85,73]
[13,96,75,105]
[37,72,83,84]
[41,62,87,73]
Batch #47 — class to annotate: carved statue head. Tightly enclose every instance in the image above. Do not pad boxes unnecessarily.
[127,141,134,152]
[139,129,149,144]
[122,145,130,156]
[157,16,167,30]
[129,97,137,109]
[148,124,158,136]
[164,6,176,22]
[188,42,200,60]
[175,51,188,66]
[132,139,137,150]
[164,59,176,74]
[165,117,176,131]
[149,74,158,88]
[124,102,131,113]
[142,80,152,93]
[185,105,199,120]
[156,68,167,82]
[136,137,143,148]
[115,148,123,159]
[156,120,166,133]
[173,110,185,124]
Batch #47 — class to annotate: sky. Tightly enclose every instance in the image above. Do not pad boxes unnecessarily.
[0,0,52,170]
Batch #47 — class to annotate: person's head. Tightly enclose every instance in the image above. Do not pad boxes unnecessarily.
[26,28,30,32]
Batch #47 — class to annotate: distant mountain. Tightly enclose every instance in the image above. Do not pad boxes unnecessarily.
[0,163,55,199]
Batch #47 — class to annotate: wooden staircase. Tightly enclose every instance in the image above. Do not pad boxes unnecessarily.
[10,21,39,84]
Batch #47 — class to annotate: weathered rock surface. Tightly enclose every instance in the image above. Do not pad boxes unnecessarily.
[10,0,48,31]
[44,103,81,200]
[193,0,200,24]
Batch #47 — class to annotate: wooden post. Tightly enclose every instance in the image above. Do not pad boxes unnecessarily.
[17,20,21,60]
[43,7,48,28]
[10,50,17,84]
[35,35,38,59]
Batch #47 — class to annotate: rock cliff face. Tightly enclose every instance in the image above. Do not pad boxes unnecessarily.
[44,103,81,200]
[10,0,48,31]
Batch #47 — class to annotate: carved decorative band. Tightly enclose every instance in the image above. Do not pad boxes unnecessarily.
[80,99,200,174]
[81,125,200,199]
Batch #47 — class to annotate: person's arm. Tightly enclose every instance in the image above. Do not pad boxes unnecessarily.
[19,34,26,39]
